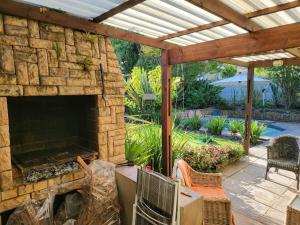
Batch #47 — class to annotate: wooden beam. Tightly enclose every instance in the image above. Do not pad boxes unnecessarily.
[169,22,300,64]
[186,0,261,32]
[157,20,228,41]
[93,0,145,23]
[217,58,249,67]
[0,0,177,49]
[286,48,300,57]
[246,0,300,18]
[250,57,300,67]
[244,67,254,155]
[161,49,172,176]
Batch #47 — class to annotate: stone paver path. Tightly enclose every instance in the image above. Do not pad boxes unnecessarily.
[223,143,298,225]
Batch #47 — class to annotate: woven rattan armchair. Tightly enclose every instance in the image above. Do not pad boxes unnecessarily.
[132,167,180,225]
[173,159,234,225]
[265,135,300,189]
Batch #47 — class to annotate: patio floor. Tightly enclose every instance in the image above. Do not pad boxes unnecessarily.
[223,142,298,225]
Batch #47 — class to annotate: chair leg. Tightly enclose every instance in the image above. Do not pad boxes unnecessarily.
[296,173,299,190]
[265,166,269,180]
[275,168,279,173]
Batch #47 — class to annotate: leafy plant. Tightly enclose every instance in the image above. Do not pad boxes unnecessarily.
[173,114,182,127]
[206,117,226,136]
[83,32,98,43]
[228,120,244,135]
[78,57,93,71]
[181,144,243,172]
[53,42,62,61]
[125,136,151,165]
[183,115,202,130]
[250,121,266,144]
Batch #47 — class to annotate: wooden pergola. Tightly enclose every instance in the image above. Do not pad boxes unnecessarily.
[2,0,300,176]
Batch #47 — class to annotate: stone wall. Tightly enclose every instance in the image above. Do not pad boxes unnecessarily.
[181,107,300,122]
[0,14,125,215]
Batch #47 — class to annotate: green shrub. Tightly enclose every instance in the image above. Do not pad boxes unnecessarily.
[173,114,182,127]
[250,121,266,144]
[183,115,202,130]
[181,144,243,172]
[125,137,151,165]
[207,117,226,136]
[228,120,244,135]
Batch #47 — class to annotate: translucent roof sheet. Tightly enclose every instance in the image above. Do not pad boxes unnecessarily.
[167,24,247,46]
[103,0,222,38]
[219,0,295,14]
[251,7,300,28]
[233,52,295,62]
[16,0,127,19]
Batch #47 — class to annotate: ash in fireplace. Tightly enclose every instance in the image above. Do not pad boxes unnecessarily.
[24,161,81,183]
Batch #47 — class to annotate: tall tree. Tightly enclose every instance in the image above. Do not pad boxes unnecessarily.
[267,66,300,110]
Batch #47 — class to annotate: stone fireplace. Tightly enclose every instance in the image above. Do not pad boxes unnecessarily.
[0,14,125,218]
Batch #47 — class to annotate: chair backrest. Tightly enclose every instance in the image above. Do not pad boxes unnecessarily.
[173,159,193,188]
[271,136,300,160]
[134,168,180,225]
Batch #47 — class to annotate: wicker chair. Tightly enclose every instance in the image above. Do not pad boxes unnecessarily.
[173,159,234,225]
[132,167,180,225]
[265,135,300,189]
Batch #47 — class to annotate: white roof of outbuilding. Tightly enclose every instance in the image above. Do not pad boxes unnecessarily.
[212,71,271,86]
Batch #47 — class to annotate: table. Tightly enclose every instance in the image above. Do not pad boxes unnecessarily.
[115,166,203,225]
[286,194,300,225]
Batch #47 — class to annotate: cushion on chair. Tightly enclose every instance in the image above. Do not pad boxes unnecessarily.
[190,185,228,200]
[268,159,298,171]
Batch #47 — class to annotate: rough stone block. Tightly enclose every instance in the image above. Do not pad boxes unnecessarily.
[37,49,49,76]
[0,170,13,191]
[16,61,29,85]
[114,144,125,156]
[33,180,47,191]
[40,30,65,42]
[0,35,28,46]
[1,188,17,200]
[48,177,61,187]
[0,85,23,96]
[84,87,101,95]
[0,147,11,172]
[69,69,89,78]
[66,45,76,54]
[109,154,126,164]
[99,144,108,160]
[28,63,39,85]
[66,78,91,86]
[41,77,66,86]
[4,25,28,36]
[59,62,82,70]
[92,41,100,58]
[47,50,58,67]
[0,14,3,34]
[29,38,53,49]
[108,128,126,137]
[58,86,84,95]
[56,42,67,61]
[13,46,36,53]
[77,48,92,57]
[18,184,33,195]
[28,20,39,38]
[40,23,64,33]
[73,170,85,180]
[0,46,14,74]
[31,189,48,201]
[15,51,37,63]
[0,194,30,213]
[24,86,58,96]
[0,125,9,147]
[0,98,8,126]
[61,173,73,183]
[65,28,74,45]
[4,15,27,27]
[49,67,69,77]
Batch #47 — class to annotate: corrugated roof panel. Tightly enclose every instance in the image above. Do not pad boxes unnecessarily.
[234,52,294,62]
[251,7,300,28]
[219,0,295,14]
[17,0,127,19]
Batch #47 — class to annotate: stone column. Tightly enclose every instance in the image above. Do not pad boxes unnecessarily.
[0,97,13,191]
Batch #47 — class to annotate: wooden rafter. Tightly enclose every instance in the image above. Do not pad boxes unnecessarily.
[186,0,261,32]
[157,20,227,41]
[246,0,300,18]
[217,58,249,67]
[168,22,300,64]
[250,57,300,67]
[286,48,300,57]
[0,0,177,49]
[157,0,300,42]
[92,0,145,23]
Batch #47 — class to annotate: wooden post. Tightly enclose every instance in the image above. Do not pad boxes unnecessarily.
[161,49,172,176]
[244,67,254,154]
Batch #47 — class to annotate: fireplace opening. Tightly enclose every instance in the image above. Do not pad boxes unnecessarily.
[7,96,98,183]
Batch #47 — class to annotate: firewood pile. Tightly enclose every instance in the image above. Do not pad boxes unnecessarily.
[6,159,120,225]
